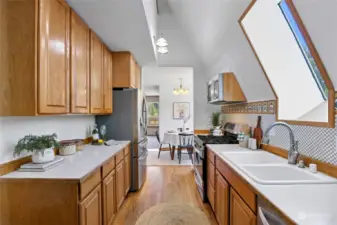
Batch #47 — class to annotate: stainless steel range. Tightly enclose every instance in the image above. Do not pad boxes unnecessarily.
[193,124,239,201]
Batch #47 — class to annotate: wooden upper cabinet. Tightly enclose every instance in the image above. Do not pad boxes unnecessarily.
[215,170,229,225]
[90,31,104,114]
[103,47,113,114]
[70,11,90,114]
[230,188,256,225]
[135,63,141,89]
[222,73,246,102]
[112,52,138,88]
[38,0,70,114]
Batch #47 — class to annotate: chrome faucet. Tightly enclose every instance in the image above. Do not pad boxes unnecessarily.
[262,122,299,165]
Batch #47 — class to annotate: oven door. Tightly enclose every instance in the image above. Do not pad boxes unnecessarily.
[193,145,205,200]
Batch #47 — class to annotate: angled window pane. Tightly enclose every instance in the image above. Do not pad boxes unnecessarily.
[279,0,328,100]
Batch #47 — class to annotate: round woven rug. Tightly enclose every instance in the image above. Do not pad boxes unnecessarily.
[135,203,210,225]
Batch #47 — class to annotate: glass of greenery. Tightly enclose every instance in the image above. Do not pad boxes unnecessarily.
[211,112,220,127]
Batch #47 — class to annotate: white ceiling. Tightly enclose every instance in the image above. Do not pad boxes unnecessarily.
[67,0,156,66]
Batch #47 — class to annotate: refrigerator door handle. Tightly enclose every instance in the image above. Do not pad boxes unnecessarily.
[139,150,148,160]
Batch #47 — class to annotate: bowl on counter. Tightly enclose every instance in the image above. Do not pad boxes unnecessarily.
[59,140,77,156]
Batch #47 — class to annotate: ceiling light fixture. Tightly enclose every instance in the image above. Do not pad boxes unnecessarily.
[173,78,189,95]
[157,46,168,54]
[155,33,168,47]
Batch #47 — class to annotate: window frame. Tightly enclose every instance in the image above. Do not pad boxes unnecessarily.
[238,0,335,128]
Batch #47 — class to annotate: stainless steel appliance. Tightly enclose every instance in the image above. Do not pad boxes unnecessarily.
[96,89,148,191]
[193,126,239,201]
[258,197,287,225]
[207,73,246,104]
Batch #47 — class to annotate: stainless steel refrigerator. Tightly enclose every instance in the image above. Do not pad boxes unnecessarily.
[96,89,148,191]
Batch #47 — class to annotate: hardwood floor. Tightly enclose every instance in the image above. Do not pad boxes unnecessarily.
[113,166,218,225]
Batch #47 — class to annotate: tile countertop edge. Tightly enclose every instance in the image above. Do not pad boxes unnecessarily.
[206,144,337,225]
[0,141,131,182]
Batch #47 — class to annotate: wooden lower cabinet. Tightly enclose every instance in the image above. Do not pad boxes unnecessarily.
[116,160,125,210]
[102,170,116,225]
[215,170,229,225]
[80,185,102,225]
[207,180,215,211]
[0,145,132,225]
[230,188,256,225]
[124,153,131,194]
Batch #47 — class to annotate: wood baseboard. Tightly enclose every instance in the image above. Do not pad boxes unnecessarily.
[194,129,210,134]
[261,144,337,179]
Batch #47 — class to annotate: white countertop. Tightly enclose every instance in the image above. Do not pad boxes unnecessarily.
[0,141,130,181]
[207,144,337,225]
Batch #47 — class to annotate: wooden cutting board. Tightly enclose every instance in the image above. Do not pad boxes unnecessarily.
[253,116,263,149]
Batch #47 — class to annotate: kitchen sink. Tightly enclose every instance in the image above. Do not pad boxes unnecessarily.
[220,151,286,165]
[240,164,337,185]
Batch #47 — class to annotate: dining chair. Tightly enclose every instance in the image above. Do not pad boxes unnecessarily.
[156,131,171,159]
[177,133,194,164]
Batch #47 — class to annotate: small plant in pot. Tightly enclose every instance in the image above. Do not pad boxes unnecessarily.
[14,134,60,164]
[210,112,221,135]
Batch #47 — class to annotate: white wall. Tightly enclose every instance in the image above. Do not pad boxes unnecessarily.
[168,0,276,102]
[142,67,194,139]
[242,0,324,121]
[0,116,95,164]
[153,9,219,130]
[220,113,276,134]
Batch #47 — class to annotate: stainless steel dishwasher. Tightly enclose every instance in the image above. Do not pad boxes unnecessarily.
[258,197,288,225]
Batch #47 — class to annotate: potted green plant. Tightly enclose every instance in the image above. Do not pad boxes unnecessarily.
[210,112,221,135]
[14,133,60,164]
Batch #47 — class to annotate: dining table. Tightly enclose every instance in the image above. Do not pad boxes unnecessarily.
[162,130,194,160]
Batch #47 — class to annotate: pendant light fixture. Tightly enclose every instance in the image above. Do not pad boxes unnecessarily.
[173,78,189,95]
[155,33,169,54]
[155,33,168,47]
[157,46,168,54]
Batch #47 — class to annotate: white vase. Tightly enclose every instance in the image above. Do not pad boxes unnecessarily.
[32,148,55,164]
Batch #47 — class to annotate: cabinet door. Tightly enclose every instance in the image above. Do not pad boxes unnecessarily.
[103,47,112,113]
[207,160,215,188]
[130,56,136,88]
[230,188,256,225]
[80,185,102,225]
[215,170,229,225]
[135,63,141,89]
[39,0,70,114]
[124,153,131,195]
[90,32,104,114]
[70,11,90,114]
[207,180,215,211]
[103,170,116,225]
[116,161,125,210]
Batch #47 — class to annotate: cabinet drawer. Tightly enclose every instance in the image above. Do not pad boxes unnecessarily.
[207,148,215,164]
[207,180,215,211]
[116,150,124,165]
[216,157,256,213]
[102,156,115,179]
[124,144,130,156]
[207,159,215,187]
[80,169,101,200]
